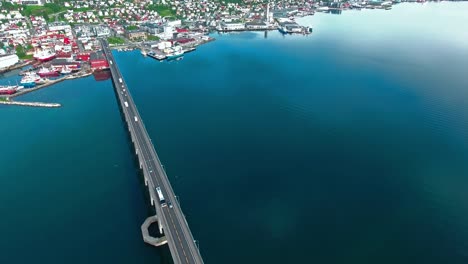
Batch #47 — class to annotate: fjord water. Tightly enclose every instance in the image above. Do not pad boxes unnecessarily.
[1,2,468,263]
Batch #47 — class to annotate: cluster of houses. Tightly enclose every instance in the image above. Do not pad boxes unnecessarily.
[0,0,418,70]
[0,11,30,47]
[61,0,161,24]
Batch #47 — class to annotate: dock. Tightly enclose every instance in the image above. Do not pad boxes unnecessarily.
[8,70,93,99]
[147,51,166,61]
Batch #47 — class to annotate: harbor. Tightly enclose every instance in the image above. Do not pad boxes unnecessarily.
[0,69,93,101]
[0,2,468,264]
[140,36,215,61]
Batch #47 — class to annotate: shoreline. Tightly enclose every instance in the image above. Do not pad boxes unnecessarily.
[8,69,93,99]
[0,69,93,107]
[0,61,33,75]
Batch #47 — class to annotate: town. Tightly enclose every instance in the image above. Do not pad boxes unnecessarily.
[0,0,426,99]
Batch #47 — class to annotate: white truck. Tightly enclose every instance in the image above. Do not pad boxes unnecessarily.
[156,187,167,207]
[118,78,122,83]
[134,116,138,122]
[124,101,129,108]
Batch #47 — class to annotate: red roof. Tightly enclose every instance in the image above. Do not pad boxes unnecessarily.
[176,28,189,33]
[175,38,195,44]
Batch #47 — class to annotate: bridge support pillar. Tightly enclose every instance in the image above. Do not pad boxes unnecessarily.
[145,177,148,186]
[151,197,154,206]
[141,215,168,247]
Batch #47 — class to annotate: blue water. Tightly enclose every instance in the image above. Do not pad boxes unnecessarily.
[1,2,468,263]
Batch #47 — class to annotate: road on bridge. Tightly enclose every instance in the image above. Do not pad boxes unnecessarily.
[100,39,204,264]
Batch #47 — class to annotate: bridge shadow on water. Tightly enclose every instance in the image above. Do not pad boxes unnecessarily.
[110,78,174,264]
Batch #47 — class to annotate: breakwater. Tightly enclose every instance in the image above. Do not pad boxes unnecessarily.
[0,100,61,108]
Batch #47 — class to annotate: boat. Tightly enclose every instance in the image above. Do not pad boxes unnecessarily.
[60,65,72,75]
[37,67,59,77]
[165,46,184,60]
[35,77,48,84]
[278,26,289,34]
[20,74,37,88]
[20,72,44,87]
[33,48,56,62]
[0,85,19,95]
[19,69,35,76]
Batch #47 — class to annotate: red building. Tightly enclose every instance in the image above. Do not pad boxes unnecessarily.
[76,52,91,61]
[93,70,111,81]
[90,51,109,70]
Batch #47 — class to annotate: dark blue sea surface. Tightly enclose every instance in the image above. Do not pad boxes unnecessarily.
[1,2,468,263]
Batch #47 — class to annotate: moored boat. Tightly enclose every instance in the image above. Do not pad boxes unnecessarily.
[37,67,59,77]
[60,65,72,74]
[0,85,19,95]
[165,46,184,60]
[20,74,37,88]
[33,48,56,62]
[20,72,43,87]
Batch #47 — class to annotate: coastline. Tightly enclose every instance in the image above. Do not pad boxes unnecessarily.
[0,69,93,107]
[0,3,447,102]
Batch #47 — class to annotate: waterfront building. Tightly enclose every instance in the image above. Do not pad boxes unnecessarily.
[89,51,109,70]
[218,22,245,31]
[246,21,269,30]
[0,54,19,70]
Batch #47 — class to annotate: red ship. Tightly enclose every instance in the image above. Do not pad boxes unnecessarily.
[33,49,56,62]
[0,85,18,95]
[37,67,59,77]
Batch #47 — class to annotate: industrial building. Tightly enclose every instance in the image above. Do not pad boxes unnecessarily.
[0,54,19,70]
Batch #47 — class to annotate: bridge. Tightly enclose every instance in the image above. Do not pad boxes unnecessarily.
[100,39,204,264]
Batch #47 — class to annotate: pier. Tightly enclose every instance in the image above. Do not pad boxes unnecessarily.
[6,70,93,99]
[100,39,204,264]
[0,100,61,108]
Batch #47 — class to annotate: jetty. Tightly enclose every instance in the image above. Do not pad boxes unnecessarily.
[0,100,61,108]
